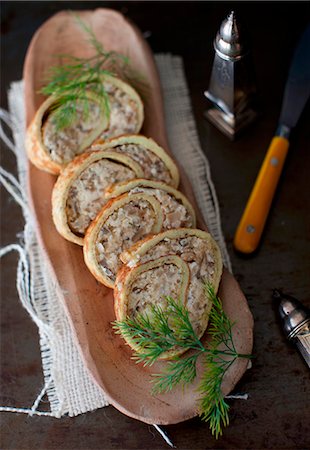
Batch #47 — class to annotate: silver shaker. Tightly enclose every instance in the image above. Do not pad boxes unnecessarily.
[204,11,258,139]
[273,289,310,368]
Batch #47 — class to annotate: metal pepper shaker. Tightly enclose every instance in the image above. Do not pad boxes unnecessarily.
[273,289,310,368]
[204,11,258,139]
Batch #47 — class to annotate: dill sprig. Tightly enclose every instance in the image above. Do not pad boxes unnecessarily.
[40,13,148,130]
[113,283,252,439]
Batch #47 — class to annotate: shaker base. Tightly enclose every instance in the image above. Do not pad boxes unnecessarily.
[205,107,258,140]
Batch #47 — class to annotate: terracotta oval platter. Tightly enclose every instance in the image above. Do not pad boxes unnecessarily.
[23,8,254,425]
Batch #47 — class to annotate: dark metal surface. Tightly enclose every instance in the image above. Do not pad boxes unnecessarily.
[279,24,310,130]
[1,2,310,449]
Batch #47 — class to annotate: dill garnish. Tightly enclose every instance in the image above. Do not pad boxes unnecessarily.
[113,283,252,438]
[40,13,147,130]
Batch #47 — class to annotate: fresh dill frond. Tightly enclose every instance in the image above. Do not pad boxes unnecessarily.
[151,353,200,394]
[198,358,230,439]
[113,282,252,439]
[113,311,174,366]
[40,13,148,130]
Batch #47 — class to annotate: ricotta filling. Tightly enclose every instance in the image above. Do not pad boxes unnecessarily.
[66,160,135,235]
[99,82,139,140]
[129,187,192,229]
[112,144,172,185]
[127,264,182,317]
[96,200,156,281]
[42,101,102,165]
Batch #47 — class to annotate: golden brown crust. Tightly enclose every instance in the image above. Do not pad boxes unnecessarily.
[25,74,144,175]
[25,95,64,174]
[91,135,180,188]
[113,264,132,313]
[83,192,164,288]
[52,151,144,246]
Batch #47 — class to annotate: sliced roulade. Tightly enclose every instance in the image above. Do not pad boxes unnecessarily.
[52,151,143,245]
[114,255,191,359]
[26,92,108,174]
[115,227,222,359]
[83,192,164,288]
[91,135,179,188]
[105,178,196,229]
[120,228,223,338]
[26,74,144,175]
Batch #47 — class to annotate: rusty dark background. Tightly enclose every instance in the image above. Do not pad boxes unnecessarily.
[1,1,310,449]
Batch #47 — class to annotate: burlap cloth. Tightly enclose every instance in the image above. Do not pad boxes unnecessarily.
[0,54,232,418]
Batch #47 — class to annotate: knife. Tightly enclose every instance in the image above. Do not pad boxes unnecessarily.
[234,24,310,254]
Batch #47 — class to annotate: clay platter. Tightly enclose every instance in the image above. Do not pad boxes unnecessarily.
[23,8,254,425]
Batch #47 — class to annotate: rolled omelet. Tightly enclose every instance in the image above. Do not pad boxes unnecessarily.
[105,178,196,229]
[91,135,180,188]
[116,228,223,358]
[83,192,164,288]
[52,151,143,245]
[114,255,190,359]
[26,74,144,175]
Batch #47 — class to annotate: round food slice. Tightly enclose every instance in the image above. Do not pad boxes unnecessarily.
[91,135,180,188]
[83,192,164,288]
[105,178,196,229]
[114,255,190,359]
[118,229,222,359]
[121,228,222,294]
[26,92,109,174]
[26,74,144,175]
[52,151,144,246]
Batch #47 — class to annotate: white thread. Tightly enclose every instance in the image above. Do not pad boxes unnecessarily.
[0,165,22,192]
[30,379,52,415]
[0,379,55,418]
[0,167,30,217]
[0,244,51,333]
[0,108,16,154]
[225,393,249,400]
[0,407,55,417]
[152,424,176,448]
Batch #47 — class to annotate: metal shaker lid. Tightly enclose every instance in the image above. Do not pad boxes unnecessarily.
[214,11,248,61]
[273,290,310,339]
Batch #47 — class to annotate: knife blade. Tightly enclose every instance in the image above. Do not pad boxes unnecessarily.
[234,24,310,254]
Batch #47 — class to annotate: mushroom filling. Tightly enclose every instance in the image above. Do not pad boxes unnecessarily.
[99,82,139,140]
[96,200,156,281]
[139,236,216,282]
[126,259,207,339]
[127,236,217,338]
[111,144,172,184]
[42,101,102,165]
[66,160,135,235]
[129,187,192,229]
[127,264,183,317]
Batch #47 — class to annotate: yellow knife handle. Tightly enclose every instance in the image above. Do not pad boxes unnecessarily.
[234,136,290,254]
